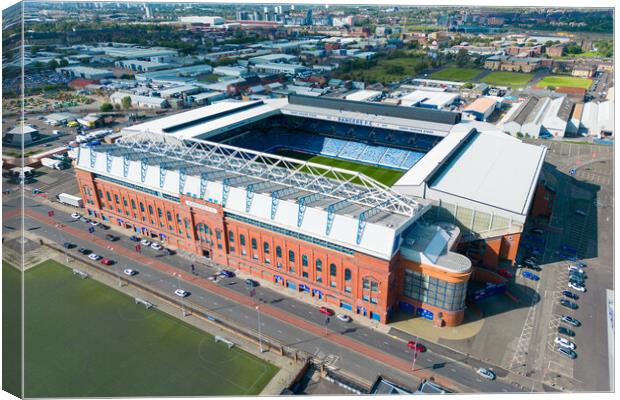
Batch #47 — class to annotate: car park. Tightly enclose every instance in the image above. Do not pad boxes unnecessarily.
[556,347,577,359]
[105,234,119,242]
[140,238,151,246]
[245,279,258,287]
[63,242,75,249]
[558,326,575,337]
[407,341,426,352]
[174,289,189,297]
[88,253,102,261]
[560,299,578,310]
[123,269,137,276]
[476,368,496,380]
[71,212,81,219]
[336,313,352,323]
[100,258,113,265]
[568,282,586,292]
[150,243,162,250]
[554,337,576,350]
[522,271,540,281]
[562,291,579,300]
[78,247,91,255]
[319,306,335,316]
[219,270,235,278]
[562,315,581,327]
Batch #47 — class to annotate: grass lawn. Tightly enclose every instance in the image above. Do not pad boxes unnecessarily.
[274,149,405,187]
[348,57,429,84]
[430,67,482,81]
[14,260,278,397]
[2,262,21,398]
[480,71,534,87]
[536,75,593,89]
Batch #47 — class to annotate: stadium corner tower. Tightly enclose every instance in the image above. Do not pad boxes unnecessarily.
[74,94,548,326]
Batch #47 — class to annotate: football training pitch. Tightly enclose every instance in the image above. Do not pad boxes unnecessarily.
[430,67,482,81]
[4,260,278,397]
[480,71,534,87]
[536,75,593,89]
[275,149,405,187]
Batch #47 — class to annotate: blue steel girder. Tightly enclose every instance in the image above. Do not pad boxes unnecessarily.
[89,148,97,168]
[159,164,167,188]
[105,152,112,173]
[77,146,82,165]
[179,168,187,195]
[122,155,130,177]
[271,187,298,220]
[140,159,148,183]
[221,178,231,207]
[297,192,323,228]
[245,181,273,213]
[356,202,387,245]
[198,170,230,199]
[325,194,364,236]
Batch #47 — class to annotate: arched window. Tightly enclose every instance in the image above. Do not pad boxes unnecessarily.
[288,250,295,262]
[131,199,136,209]
[276,246,282,258]
[330,263,337,277]
[302,254,308,267]
[228,230,235,242]
[166,211,172,221]
[264,242,270,254]
[148,205,153,215]
[139,202,145,212]
[315,259,322,271]
[345,268,352,281]
[240,234,246,246]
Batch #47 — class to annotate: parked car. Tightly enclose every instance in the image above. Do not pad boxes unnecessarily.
[336,313,352,323]
[105,234,119,242]
[219,270,235,278]
[498,268,513,279]
[569,276,586,285]
[568,265,584,274]
[63,242,75,249]
[568,282,586,292]
[150,243,163,250]
[554,337,576,350]
[174,289,189,297]
[407,341,427,353]
[78,247,91,255]
[129,236,140,242]
[556,347,577,359]
[245,278,258,287]
[140,238,151,246]
[476,368,496,380]
[88,253,102,261]
[561,291,579,300]
[577,262,587,268]
[71,212,81,219]
[79,217,90,223]
[522,271,540,281]
[100,258,113,265]
[560,299,578,310]
[558,326,575,337]
[562,315,581,327]
[163,248,175,255]
[319,306,334,316]
[123,269,137,276]
[525,263,542,272]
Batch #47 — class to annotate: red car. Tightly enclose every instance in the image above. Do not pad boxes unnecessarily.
[407,341,426,352]
[100,258,113,266]
[319,306,334,316]
[498,268,513,279]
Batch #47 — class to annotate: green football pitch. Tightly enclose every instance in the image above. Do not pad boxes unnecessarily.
[430,67,482,81]
[3,260,278,397]
[480,71,534,87]
[274,149,405,187]
[536,75,593,89]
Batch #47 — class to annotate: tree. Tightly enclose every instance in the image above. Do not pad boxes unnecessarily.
[462,82,474,89]
[48,59,59,69]
[385,64,405,75]
[114,103,121,110]
[100,103,113,112]
[455,48,469,67]
[121,96,132,110]
[59,58,69,67]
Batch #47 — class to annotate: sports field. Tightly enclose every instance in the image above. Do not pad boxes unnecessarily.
[10,260,278,397]
[275,149,405,187]
[480,71,534,87]
[430,67,482,81]
[2,262,21,398]
[536,75,593,89]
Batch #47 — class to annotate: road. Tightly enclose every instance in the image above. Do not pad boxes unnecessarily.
[3,193,526,393]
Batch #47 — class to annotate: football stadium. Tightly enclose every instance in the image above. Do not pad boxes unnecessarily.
[74,94,548,326]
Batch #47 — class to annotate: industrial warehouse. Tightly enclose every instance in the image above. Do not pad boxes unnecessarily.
[74,94,547,326]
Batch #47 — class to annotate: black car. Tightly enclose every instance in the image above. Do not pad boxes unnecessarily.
[219,270,235,278]
[162,248,175,255]
[105,234,119,242]
[63,242,75,249]
[245,278,259,287]
[562,315,581,327]
[558,326,575,337]
[525,264,542,272]
[562,290,579,300]
[569,277,586,285]
[560,299,578,310]
[78,247,91,255]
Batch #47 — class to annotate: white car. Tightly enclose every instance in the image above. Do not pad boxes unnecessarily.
[150,243,162,250]
[71,212,81,219]
[174,289,189,297]
[568,266,584,274]
[336,313,351,323]
[89,221,100,227]
[476,368,496,380]
[568,282,586,292]
[554,337,576,350]
[88,253,101,261]
[140,238,151,246]
[123,269,137,276]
